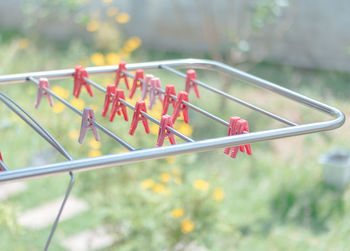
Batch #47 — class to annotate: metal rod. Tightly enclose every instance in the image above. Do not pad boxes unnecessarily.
[84,78,194,143]
[160,65,297,126]
[0,160,8,171]
[29,77,136,151]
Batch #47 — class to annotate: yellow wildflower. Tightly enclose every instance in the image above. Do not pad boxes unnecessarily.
[172,208,184,218]
[19,38,29,50]
[174,177,182,184]
[213,188,225,201]
[166,157,176,164]
[123,37,142,52]
[106,52,120,65]
[88,149,102,157]
[150,123,159,135]
[116,13,130,23]
[91,53,105,66]
[70,99,85,110]
[171,168,182,175]
[88,137,101,149]
[152,183,166,194]
[175,122,193,136]
[86,20,99,32]
[140,179,154,190]
[69,129,80,140]
[193,179,209,191]
[107,7,118,16]
[160,173,171,183]
[52,86,69,99]
[52,102,65,114]
[181,219,194,234]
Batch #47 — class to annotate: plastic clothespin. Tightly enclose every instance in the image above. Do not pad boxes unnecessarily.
[78,108,100,144]
[129,100,150,135]
[0,152,3,171]
[162,85,177,115]
[141,74,153,100]
[35,78,54,109]
[115,61,130,90]
[156,115,176,147]
[73,65,94,98]
[148,77,164,110]
[109,89,128,122]
[224,117,252,158]
[171,91,189,124]
[185,69,200,98]
[102,85,116,117]
[129,69,144,99]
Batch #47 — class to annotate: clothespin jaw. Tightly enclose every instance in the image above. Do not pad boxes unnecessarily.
[224,117,252,158]
[141,74,153,100]
[129,100,150,135]
[156,115,176,147]
[115,61,130,90]
[73,65,94,98]
[162,85,177,115]
[109,89,128,122]
[171,91,189,124]
[149,77,164,110]
[129,69,144,99]
[35,78,54,109]
[102,84,116,117]
[185,69,200,98]
[79,108,100,144]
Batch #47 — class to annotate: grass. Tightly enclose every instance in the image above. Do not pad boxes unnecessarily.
[0,40,349,250]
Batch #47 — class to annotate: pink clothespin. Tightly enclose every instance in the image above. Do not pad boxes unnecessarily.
[141,74,153,100]
[0,152,3,171]
[73,65,94,98]
[156,115,176,147]
[185,69,200,98]
[115,61,130,90]
[162,85,176,115]
[224,117,252,158]
[171,91,189,124]
[129,100,150,135]
[102,85,116,117]
[35,78,54,109]
[109,89,128,122]
[129,69,144,99]
[79,108,100,144]
[148,77,164,110]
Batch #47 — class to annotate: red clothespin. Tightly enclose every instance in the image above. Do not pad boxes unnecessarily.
[162,85,177,115]
[0,152,3,171]
[79,108,100,144]
[35,78,54,109]
[141,74,153,100]
[115,61,130,90]
[149,77,164,110]
[129,100,150,135]
[129,69,144,99]
[224,117,252,158]
[156,115,176,147]
[185,69,200,98]
[102,85,116,117]
[73,65,94,98]
[171,91,189,124]
[109,89,128,122]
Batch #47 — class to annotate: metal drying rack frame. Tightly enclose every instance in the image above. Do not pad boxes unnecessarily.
[0,58,345,250]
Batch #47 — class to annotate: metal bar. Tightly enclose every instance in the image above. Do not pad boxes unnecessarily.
[84,78,194,143]
[160,65,297,126]
[0,160,8,171]
[29,77,136,151]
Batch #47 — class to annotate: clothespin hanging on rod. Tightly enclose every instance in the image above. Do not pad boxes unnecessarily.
[73,65,94,98]
[102,85,116,117]
[78,108,100,144]
[129,69,144,99]
[109,89,128,122]
[156,115,176,147]
[162,85,177,115]
[148,77,164,110]
[129,100,150,135]
[224,116,252,158]
[141,74,153,100]
[35,78,54,109]
[185,69,200,98]
[171,91,189,124]
[115,61,130,90]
